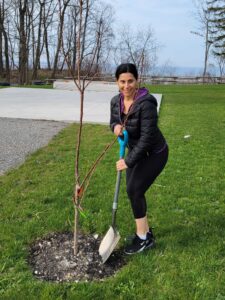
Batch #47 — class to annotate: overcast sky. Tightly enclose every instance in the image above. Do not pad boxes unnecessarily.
[104,0,206,70]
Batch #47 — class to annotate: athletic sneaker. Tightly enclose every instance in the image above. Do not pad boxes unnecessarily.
[124,230,155,255]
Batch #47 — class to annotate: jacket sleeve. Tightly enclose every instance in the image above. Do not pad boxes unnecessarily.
[110,96,121,133]
[125,101,158,168]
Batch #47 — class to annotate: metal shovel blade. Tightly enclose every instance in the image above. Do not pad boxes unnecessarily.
[99,226,120,263]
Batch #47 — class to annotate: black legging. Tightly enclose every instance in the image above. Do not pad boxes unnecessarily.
[126,145,169,219]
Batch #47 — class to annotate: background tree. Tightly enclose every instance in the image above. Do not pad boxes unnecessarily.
[32,0,45,80]
[113,25,159,81]
[0,0,10,81]
[90,1,114,74]
[207,0,225,59]
[42,0,57,70]
[18,0,28,84]
[192,0,214,77]
[51,0,71,79]
[0,1,5,76]
[214,53,225,76]
[153,59,177,76]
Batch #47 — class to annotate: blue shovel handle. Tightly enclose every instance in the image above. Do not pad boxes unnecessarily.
[117,130,128,159]
[111,130,129,229]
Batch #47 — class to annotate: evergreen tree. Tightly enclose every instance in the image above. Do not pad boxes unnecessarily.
[207,0,225,57]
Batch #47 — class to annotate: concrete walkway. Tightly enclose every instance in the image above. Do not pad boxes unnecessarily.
[0,84,162,123]
[0,83,162,175]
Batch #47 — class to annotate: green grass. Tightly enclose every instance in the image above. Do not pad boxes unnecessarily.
[16,84,53,89]
[0,84,53,89]
[0,84,225,299]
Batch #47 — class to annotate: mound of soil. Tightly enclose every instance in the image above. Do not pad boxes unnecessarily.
[28,232,126,282]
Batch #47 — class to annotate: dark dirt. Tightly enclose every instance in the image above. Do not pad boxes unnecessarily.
[28,231,126,282]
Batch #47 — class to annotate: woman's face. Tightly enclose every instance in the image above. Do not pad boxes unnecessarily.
[117,72,137,98]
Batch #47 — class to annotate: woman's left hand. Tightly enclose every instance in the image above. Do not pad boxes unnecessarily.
[116,159,128,171]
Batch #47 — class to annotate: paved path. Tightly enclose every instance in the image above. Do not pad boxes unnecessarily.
[0,118,68,175]
[0,85,162,123]
[0,84,162,175]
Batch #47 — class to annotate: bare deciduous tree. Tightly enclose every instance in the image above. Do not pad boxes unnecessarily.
[214,53,225,76]
[0,0,114,85]
[113,25,159,81]
[0,2,4,75]
[93,2,114,74]
[62,0,114,255]
[18,0,28,84]
[51,0,71,78]
[31,0,44,79]
[0,0,10,81]
[43,0,57,70]
[191,0,214,77]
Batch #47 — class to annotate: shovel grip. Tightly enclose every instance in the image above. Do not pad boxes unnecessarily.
[118,130,128,159]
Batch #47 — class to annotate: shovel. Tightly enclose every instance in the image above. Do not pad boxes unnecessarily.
[99,130,128,263]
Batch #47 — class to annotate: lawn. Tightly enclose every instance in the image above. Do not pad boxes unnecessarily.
[0,84,225,300]
[17,84,53,89]
[0,84,53,89]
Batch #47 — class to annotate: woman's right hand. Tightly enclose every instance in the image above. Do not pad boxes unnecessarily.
[114,124,123,136]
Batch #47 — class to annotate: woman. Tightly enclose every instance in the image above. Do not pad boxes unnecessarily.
[110,63,168,255]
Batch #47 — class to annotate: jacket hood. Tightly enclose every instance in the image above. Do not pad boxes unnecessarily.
[135,87,149,100]
[137,92,158,107]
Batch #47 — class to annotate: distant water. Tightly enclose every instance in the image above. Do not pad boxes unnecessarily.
[152,66,220,77]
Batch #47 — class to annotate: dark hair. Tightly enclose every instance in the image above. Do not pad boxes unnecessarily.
[115,63,138,80]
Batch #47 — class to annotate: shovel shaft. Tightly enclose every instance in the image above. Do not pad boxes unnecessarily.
[99,131,128,263]
[112,170,122,228]
[111,130,128,228]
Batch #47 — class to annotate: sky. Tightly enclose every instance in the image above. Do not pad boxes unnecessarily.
[103,0,207,73]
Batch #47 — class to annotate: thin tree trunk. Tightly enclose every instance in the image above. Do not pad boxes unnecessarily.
[203,21,210,77]
[74,204,79,255]
[44,26,51,70]
[8,30,15,70]
[51,21,63,78]
[73,89,84,255]
[80,0,89,65]
[32,1,44,80]
[0,3,4,75]
[0,30,3,75]
[95,18,103,74]
[31,12,35,71]
[72,8,77,74]
[51,1,70,78]
[25,2,31,85]
[19,1,28,85]
[0,3,4,76]
[43,1,57,71]
[3,28,10,81]
[61,0,114,256]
